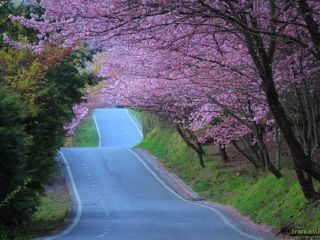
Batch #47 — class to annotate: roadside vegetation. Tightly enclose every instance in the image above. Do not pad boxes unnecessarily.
[64,114,98,147]
[11,167,71,240]
[0,2,98,238]
[70,109,320,237]
[56,0,320,204]
[138,113,320,238]
[2,0,320,239]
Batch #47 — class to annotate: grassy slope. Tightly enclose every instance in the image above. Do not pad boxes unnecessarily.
[139,123,320,236]
[43,110,320,238]
[2,169,72,240]
[74,114,98,147]
[64,114,98,147]
[17,193,70,240]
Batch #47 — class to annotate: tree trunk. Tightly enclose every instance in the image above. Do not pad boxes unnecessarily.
[232,141,260,169]
[253,123,282,178]
[197,143,205,168]
[176,126,205,167]
[264,76,320,180]
[294,162,319,200]
[259,140,282,178]
[298,0,320,61]
[258,139,282,178]
[219,144,229,163]
[274,125,282,171]
[243,27,320,181]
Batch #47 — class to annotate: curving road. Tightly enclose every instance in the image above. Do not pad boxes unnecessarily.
[40,108,275,240]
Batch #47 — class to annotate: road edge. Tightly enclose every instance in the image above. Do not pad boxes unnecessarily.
[35,151,82,240]
[131,148,287,240]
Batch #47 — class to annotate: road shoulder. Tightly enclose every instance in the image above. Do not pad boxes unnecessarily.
[134,148,284,240]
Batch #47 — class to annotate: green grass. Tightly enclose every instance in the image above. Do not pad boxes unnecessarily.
[139,122,320,237]
[61,109,320,237]
[129,109,142,121]
[1,174,71,240]
[65,114,98,147]
[2,114,97,240]
[17,194,71,239]
[75,115,98,147]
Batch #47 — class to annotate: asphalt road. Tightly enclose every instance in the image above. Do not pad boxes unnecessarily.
[41,108,275,240]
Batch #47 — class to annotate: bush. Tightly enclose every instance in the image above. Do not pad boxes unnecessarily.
[0,47,95,231]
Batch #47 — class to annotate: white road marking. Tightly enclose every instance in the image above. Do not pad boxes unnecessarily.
[93,113,102,148]
[48,109,262,239]
[94,109,143,148]
[127,150,262,240]
[124,109,262,239]
[125,109,144,138]
[44,151,83,240]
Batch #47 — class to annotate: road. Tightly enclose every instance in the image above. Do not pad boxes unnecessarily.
[41,108,275,240]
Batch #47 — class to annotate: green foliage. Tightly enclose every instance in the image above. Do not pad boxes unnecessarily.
[139,118,320,235]
[73,114,98,147]
[0,1,38,48]
[0,86,35,228]
[0,2,97,237]
[18,188,71,239]
[63,114,98,148]
[0,45,96,232]
[0,169,71,240]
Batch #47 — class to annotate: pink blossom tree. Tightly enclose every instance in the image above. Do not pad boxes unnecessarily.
[12,0,320,199]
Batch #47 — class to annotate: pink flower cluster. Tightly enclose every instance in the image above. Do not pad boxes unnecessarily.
[14,0,320,146]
